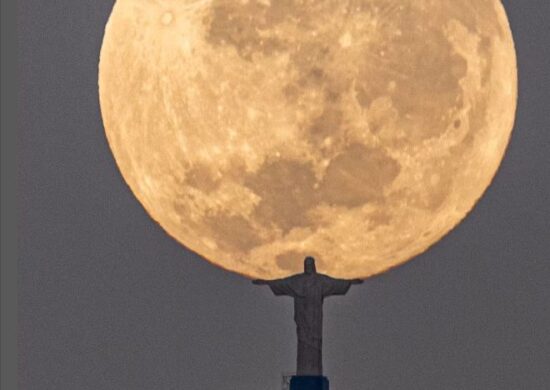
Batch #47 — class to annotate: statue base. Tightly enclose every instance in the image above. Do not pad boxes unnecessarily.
[290,376,329,390]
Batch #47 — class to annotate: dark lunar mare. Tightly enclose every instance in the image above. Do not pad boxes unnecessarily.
[253,257,363,376]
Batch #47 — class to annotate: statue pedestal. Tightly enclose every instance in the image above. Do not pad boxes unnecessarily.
[290,376,329,390]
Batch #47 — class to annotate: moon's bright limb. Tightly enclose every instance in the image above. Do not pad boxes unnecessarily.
[99,0,517,279]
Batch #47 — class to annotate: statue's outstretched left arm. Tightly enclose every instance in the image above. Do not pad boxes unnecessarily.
[322,276,363,297]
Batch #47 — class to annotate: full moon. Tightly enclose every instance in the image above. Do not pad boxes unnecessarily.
[99,0,517,279]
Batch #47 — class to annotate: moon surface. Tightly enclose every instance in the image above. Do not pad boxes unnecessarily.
[99,0,517,279]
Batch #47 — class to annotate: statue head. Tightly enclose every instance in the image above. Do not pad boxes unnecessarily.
[304,257,317,274]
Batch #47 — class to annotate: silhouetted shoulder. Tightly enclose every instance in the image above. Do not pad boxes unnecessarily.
[267,274,304,297]
[319,274,352,297]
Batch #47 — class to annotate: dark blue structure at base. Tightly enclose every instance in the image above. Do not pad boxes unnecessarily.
[290,376,329,390]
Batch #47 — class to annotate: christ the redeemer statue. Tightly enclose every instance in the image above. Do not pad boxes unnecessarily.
[253,256,363,377]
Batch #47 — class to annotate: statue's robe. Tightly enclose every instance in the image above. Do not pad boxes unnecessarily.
[267,273,352,376]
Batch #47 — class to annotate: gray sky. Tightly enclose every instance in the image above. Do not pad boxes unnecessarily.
[18,1,550,389]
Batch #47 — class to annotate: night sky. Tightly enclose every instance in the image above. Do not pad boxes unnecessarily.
[18,1,550,389]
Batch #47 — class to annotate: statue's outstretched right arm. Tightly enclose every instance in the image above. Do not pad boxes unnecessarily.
[252,276,297,297]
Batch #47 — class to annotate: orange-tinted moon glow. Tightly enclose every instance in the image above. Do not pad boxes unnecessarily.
[99,0,517,279]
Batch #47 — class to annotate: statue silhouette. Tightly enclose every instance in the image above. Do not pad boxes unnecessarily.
[253,257,363,376]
